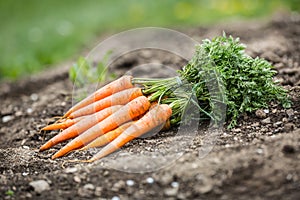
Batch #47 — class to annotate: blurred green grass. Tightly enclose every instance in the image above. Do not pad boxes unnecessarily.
[0,0,299,80]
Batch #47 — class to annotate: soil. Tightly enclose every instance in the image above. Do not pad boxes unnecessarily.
[0,13,299,200]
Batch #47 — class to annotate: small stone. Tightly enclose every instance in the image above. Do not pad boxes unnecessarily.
[15,111,23,116]
[263,109,269,114]
[61,102,66,106]
[29,180,50,193]
[256,148,263,154]
[164,187,178,196]
[273,121,282,127]
[272,109,277,114]
[284,123,295,132]
[282,145,295,154]
[30,93,39,101]
[26,193,32,198]
[126,179,135,186]
[171,181,179,188]
[26,108,33,114]
[83,183,95,190]
[2,115,13,123]
[260,128,268,132]
[146,177,154,184]
[286,109,294,118]
[73,176,81,183]
[22,172,29,176]
[103,170,109,176]
[94,186,102,196]
[255,109,266,119]
[112,180,125,191]
[286,174,293,181]
[282,117,288,123]
[22,146,29,149]
[232,128,241,133]
[261,117,271,124]
[251,122,260,127]
[65,167,78,173]
[111,196,120,200]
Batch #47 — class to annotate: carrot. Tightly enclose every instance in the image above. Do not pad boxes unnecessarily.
[64,75,133,118]
[41,116,84,131]
[68,87,143,119]
[40,105,123,151]
[87,104,172,162]
[51,96,151,159]
[79,121,134,150]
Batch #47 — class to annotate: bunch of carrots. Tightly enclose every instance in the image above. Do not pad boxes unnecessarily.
[40,34,290,162]
[40,75,175,162]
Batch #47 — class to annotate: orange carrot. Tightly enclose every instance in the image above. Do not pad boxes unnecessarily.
[64,75,133,118]
[79,121,134,150]
[41,116,84,131]
[51,96,151,159]
[68,88,143,119]
[40,105,122,151]
[87,104,172,162]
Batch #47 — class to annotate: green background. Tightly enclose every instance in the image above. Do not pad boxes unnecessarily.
[0,0,299,80]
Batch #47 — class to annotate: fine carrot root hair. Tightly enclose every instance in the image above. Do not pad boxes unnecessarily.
[51,96,151,159]
[87,104,172,162]
[64,75,133,118]
[39,105,123,151]
[68,87,143,119]
[79,121,134,151]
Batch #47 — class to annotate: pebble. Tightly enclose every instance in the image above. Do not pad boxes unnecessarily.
[30,93,39,101]
[65,167,78,173]
[286,174,293,181]
[272,109,277,114]
[94,187,102,196]
[111,196,120,200]
[2,115,13,123]
[126,179,135,186]
[261,117,271,124]
[73,176,81,183]
[29,180,50,193]
[255,109,266,119]
[83,183,95,190]
[286,109,294,118]
[232,128,241,133]
[22,172,29,176]
[251,122,260,127]
[22,146,29,149]
[15,111,23,116]
[164,187,178,196]
[273,121,282,127]
[171,181,179,188]
[256,148,264,154]
[263,109,269,114]
[112,180,125,191]
[146,177,154,184]
[103,170,109,176]
[26,108,33,114]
